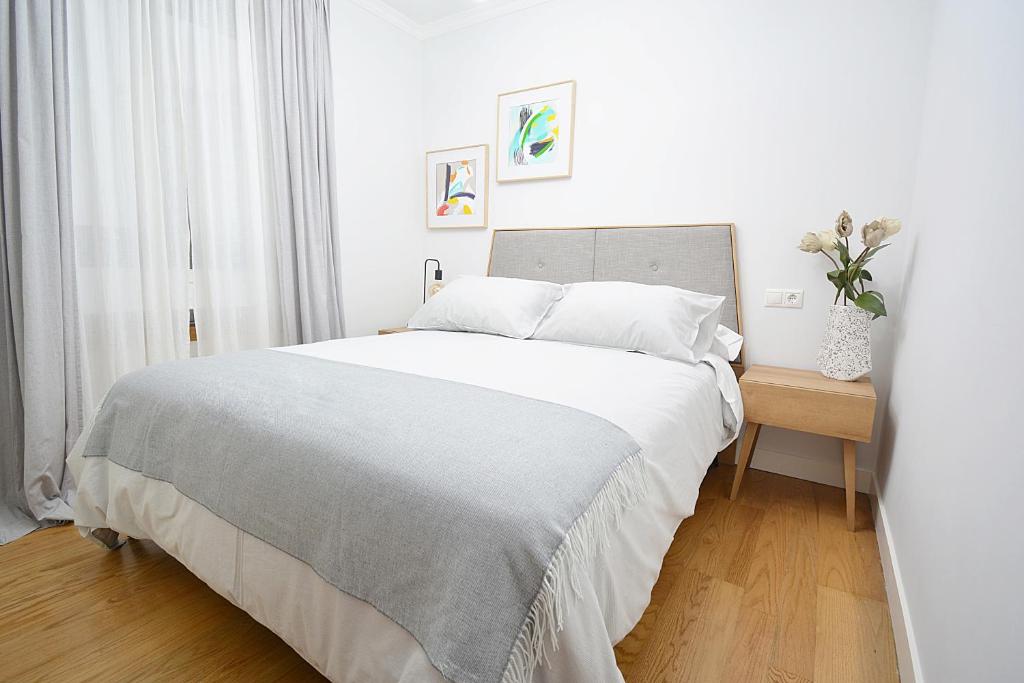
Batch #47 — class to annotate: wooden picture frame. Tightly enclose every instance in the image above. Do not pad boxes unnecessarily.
[496,80,576,182]
[425,144,489,229]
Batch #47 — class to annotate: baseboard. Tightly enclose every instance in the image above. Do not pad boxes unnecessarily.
[871,474,922,682]
[744,445,873,493]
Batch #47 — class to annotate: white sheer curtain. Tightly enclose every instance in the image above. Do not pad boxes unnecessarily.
[67,1,191,417]
[176,1,283,356]
[67,1,286,411]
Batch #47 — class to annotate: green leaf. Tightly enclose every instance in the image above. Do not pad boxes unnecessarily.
[826,270,847,294]
[859,269,873,281]
[835,239,851,267]
[862,244,891,261]
[844,283,859,301]
[854,291,887,319]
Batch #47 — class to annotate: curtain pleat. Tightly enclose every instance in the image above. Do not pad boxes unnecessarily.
[250,0,345,344]
[0,0,82,544]
[67,1,192,418]
[181,0,285,356]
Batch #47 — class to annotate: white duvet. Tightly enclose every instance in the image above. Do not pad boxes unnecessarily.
[70,330,741,682]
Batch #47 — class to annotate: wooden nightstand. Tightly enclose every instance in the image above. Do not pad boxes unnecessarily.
[730,365,876,531]
[378,327,412,335]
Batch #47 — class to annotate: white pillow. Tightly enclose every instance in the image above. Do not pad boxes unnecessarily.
[709,324,744,361]
[408,275,563,339]
[532,281,725,363]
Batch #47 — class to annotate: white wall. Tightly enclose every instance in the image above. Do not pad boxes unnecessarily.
[330,3,1024,676]
[332,0,424,337]
[419,0,934,477]
[875,1,1023,680]
[331,2,1024,677]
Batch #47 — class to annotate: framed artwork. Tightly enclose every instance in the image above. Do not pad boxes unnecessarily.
[496,80,576,182]
[425,144,489,229]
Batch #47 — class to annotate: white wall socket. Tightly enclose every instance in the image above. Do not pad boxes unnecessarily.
[765,288,804,308]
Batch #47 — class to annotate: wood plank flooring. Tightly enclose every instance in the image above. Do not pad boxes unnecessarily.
[615,465,898,683]
[0,466,898,682]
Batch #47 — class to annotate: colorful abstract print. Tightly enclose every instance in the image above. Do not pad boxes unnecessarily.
[508,100,558,166]
[435,160,476,216]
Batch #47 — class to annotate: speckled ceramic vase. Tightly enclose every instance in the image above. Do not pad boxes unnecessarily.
[817,304,872,381]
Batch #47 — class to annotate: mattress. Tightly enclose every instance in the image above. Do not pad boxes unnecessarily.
[69,330,741,682]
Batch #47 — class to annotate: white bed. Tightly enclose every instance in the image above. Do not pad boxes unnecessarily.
[70,329,741,682]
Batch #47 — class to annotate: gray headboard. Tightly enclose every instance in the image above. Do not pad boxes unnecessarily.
[487,224,743,338]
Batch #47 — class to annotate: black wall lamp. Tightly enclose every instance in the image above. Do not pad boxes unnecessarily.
[423,259,443,303]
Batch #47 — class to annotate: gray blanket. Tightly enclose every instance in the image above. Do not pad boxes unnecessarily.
[83,350,645,683]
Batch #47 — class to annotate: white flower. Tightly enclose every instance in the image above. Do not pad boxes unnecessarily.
[880,217,902,238]
[835,210,853,237]
[817,229,839,254]
[798,232,823,253]
[862,220,885,248]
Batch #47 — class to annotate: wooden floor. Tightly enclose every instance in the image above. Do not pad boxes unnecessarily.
[0,465,898,682]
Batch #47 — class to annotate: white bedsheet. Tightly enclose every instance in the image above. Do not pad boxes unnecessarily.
[70,331,741,682]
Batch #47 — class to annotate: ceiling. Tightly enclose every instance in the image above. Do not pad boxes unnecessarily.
[355,0,551,37]
[378,0,522,25]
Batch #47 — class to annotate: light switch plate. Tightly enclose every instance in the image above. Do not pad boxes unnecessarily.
[765,288,804,308]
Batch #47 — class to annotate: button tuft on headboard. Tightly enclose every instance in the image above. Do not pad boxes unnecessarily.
[487,228,596,284]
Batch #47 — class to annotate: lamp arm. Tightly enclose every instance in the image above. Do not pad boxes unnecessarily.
[423,259,441,303]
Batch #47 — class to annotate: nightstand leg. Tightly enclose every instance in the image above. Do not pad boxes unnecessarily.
[843,439,856,531]
[730,422,761,501]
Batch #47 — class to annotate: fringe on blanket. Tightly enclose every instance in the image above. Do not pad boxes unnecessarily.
[501,450,648,683]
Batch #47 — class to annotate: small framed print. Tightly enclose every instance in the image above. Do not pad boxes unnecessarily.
[426,144,489,229]
[496,80,576,182]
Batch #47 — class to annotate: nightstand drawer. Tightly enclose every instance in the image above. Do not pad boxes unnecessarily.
[743,381,875,442]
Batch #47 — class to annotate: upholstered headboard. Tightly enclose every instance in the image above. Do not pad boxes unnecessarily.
[487,224,743,341]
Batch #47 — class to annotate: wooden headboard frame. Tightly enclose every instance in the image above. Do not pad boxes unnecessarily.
[486,223,744,376]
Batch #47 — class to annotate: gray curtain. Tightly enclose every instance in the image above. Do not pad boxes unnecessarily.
[0,0,83,544]
[251,0,345,344]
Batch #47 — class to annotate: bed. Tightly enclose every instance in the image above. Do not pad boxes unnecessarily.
[69,224,745,683]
